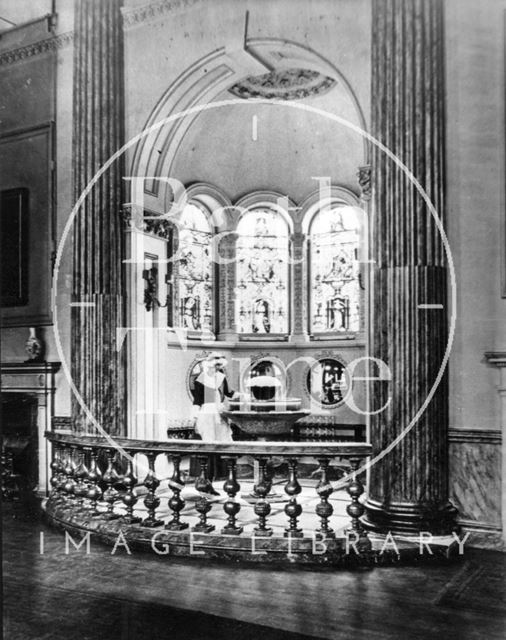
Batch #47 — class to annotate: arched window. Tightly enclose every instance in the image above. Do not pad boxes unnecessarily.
[173,202,213,332]
[235,207,290,334]
[310,205,361,334]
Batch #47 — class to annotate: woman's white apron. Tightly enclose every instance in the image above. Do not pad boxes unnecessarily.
[194,371,233,442]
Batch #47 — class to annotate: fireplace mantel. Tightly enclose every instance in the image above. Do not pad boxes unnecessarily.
[1,361,61,494]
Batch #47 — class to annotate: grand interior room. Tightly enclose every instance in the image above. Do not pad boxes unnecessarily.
[1,0,506,638]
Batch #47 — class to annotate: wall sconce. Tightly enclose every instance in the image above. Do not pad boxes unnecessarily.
[142,267,171,312]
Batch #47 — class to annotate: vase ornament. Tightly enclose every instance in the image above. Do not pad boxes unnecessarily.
[25,327,45,362]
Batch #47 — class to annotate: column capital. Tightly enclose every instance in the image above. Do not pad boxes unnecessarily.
[357,165,372,201]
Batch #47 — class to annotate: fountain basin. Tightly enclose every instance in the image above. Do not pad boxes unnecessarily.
[227,398,302,413]
[221,409,310,437]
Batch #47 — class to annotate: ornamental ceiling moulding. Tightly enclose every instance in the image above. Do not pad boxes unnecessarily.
[0,31,73,66]
[228,68,337,101]
[122,0,204,28]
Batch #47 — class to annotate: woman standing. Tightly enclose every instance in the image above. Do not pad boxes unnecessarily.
[191,352,235,493]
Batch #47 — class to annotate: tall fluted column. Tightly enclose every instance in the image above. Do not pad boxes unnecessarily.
[71,0,126,435]
[364,0,457,533]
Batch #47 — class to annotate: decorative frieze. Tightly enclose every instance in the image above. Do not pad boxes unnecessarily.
[0,0,207,67]
[122,0,203,28]
[0,32,73,67]
[229,68,336,101]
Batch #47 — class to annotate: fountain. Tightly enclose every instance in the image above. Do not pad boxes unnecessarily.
[221,375,309,439]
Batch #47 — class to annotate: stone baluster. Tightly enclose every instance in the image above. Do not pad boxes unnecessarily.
[73,450,89,507]
[142,452,163,527]
[49,445,64,497]
[346,457,371,552]
[165,454,188,531]
[122,453,141,524]
[56,445,68,495]
[193,456,215,533]
[315,457,335,538]
[58,446,70,495]
[192,456,215,533]
[253,457,273,537]
[86,447,103,515]
[221,456,242,535]
[284,458,303,538]
[49,445,58,494]
[194,456,213,494]
[63,446,77,499]
[102,449,120,520]
[193,496,215,533]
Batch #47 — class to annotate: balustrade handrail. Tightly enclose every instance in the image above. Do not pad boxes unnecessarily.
[46,431,372,458]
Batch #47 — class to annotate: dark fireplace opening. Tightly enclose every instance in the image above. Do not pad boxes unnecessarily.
[1,393,38,498]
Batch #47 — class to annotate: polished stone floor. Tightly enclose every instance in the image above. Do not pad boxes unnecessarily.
[3,497,506,640]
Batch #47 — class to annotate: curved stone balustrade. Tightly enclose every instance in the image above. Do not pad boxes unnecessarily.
[44,433,456,565]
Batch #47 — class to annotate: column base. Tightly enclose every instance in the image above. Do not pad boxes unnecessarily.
[289,333,309,344]
[363,498,459,536]
[217,332,238,342]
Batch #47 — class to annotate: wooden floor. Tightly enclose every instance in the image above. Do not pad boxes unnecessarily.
[3,498,506,640]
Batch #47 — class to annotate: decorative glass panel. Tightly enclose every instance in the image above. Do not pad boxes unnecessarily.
[174,203,213,331]
[306,357,351,407]
[310,206,360,333]
[235,208,289,334]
